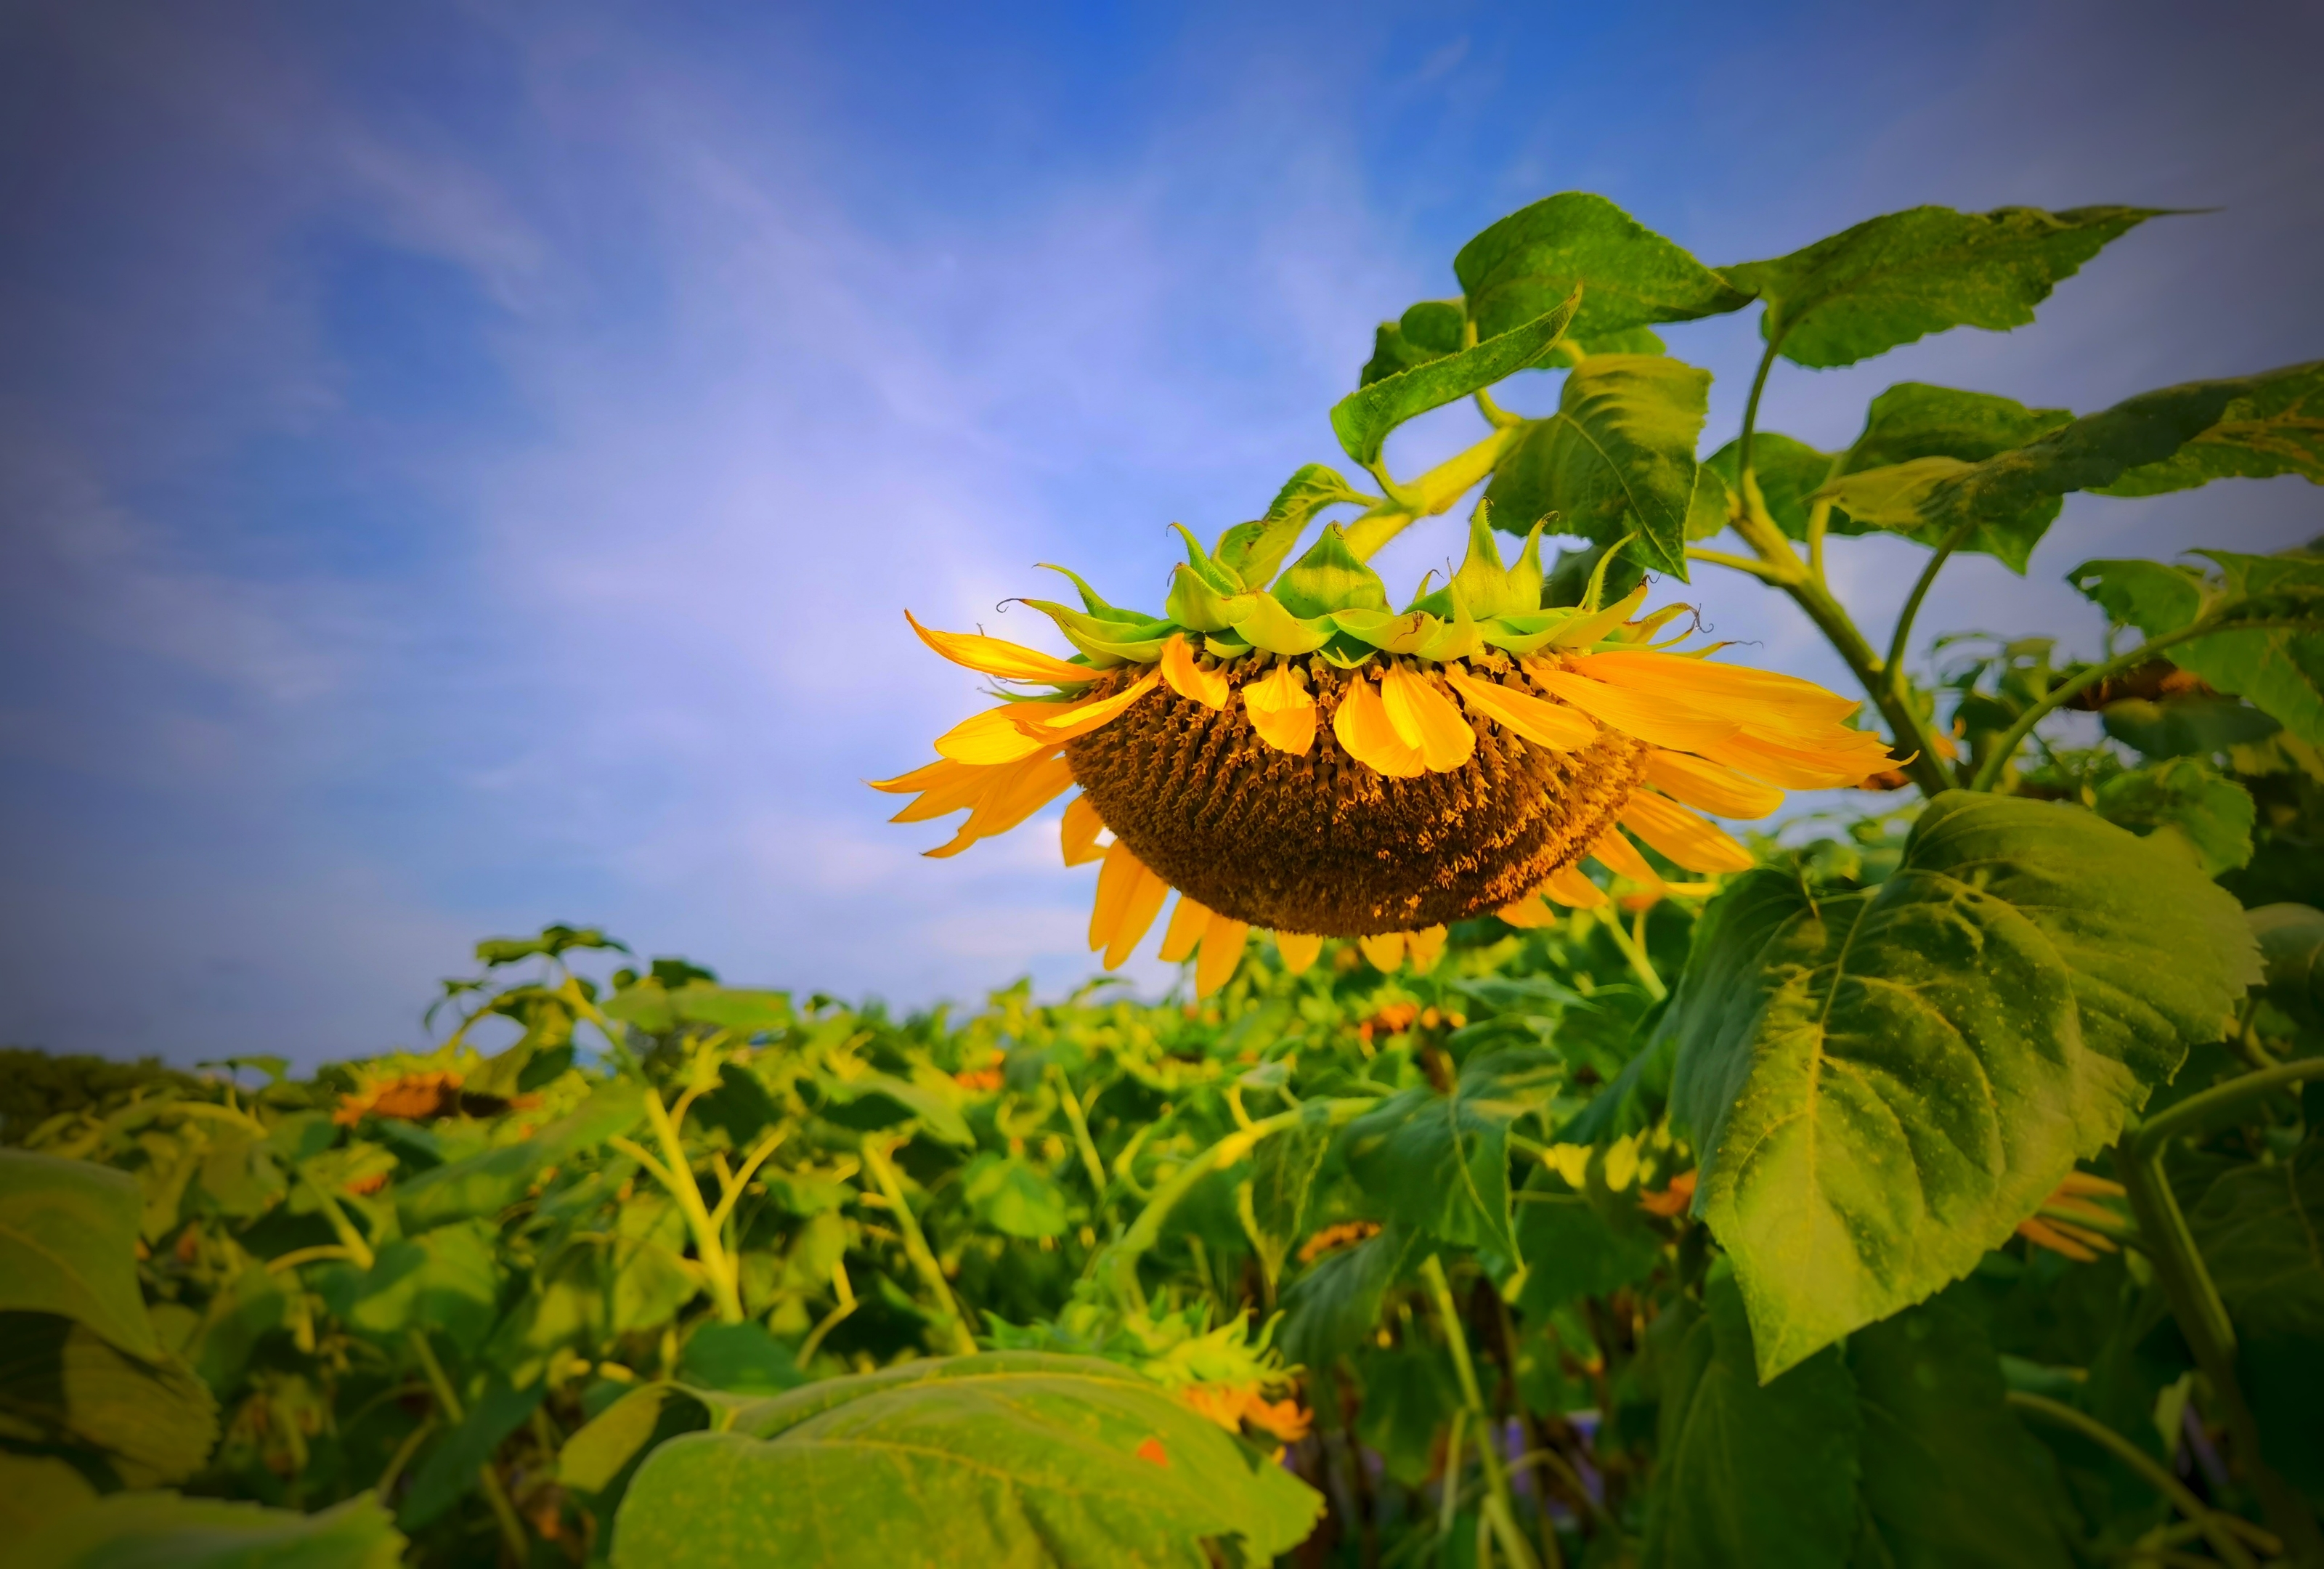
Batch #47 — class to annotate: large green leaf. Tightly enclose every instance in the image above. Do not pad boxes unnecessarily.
[608,1353,1323,1568]
[1482,354,1711,577]
[1454,192,1750,344]
[2092,758,2256,875]
[1817,365,2324,559]
[394,1078,645,1230]
[1669,792,2256,1379]
[1358,299,1466,386]
[2097,360,2324,495]
[0,1151,161,1358]
[1243,1099,1334,1285]
[0,1313,219,1488]
[20,1491,403,1569]
[601,981,793,1035]
[398,1377,545,1530]
[1330,291,1580,466]
[2071,548,2324,746]
[1848,1292,2076,1568]
[1344,1047,1561,1257]
[1511,1183,1661,1315]
[1641,1270,1859,1569]
[2100,693,2280,759]
[1821,383,2073,570]
[1723,205,2161,368]
[962,1154,1070,1240]
[1702,431,1835,540]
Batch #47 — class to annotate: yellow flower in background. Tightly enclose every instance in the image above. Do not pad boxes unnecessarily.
[874,511,1893,993]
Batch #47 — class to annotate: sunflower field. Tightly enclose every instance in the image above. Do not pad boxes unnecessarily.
[5,192,2323,1568]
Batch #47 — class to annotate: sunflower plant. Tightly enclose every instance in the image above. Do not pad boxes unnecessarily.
[4,190,2323,1569]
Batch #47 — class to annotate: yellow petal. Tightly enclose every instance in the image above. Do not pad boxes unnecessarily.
[1543,867,1609,909]
[1332,673,1426,779]
[1571,649,1859,729]
[906,609,1094,686]
[1243,663,1317,755]
[1015,670,1163,741]
[1106,861,1171,970]
[1588,828,1666,891]
[1697,730,1890,790]
[887,760,1007,822]
[1357,932,1405,972]
[1620,791,1755,874]
[1443,665,1599,752]
[1159,894,1213,963]
[869,756,966,794]
[925,750,1073,859]
[1379,665,1476,773]
[1524,661,1742,753]
[1061,794,1106,867]
[1089,838,1145,952]
[1195,916,1250,997]
[1495,893,1559,928]
[1161,634,1231,710]
[935,704,1053,765]
[1642,750,1785,819]
[1402,925,1447,971]
[1275,931,1323,975]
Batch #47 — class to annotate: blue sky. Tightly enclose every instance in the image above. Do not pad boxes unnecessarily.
[3,0,2319,1062]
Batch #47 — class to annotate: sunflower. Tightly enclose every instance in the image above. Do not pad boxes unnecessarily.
[874,512,1893,994]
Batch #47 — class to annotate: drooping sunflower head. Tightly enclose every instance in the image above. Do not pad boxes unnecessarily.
[874,510,1893,992]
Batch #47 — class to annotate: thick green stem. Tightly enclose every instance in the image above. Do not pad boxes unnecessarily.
[1049,1065,1115,1218]
[1421,1255,1542,1569]
[2133,1058,2323,1158]
[638,1090,746,1324]
[1594,906,1666,1002]
[2007,1392,2263,1569]
[862,1137,978,1356]
[2116,1136,2324,1563]
[297,1172,376,1272]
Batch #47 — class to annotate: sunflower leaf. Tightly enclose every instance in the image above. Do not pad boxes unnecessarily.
[1455,192,1750,344]
[1668,792,2256,1379]
[1330,290,1581,466]
[1723,205,2166,368]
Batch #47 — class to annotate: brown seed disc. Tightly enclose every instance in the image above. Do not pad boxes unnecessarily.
[1064,656,1646,936]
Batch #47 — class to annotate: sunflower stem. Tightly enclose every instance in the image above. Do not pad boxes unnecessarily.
[861,1135,980,1357]
[1421,1254,1543,1569]
[1594,906,1666,1002]
[2006,1392,2264,1569]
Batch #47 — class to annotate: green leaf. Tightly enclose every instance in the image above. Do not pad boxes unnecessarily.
[815,1071,973,1148]
[1243,1100,1334,1285]
[394,1078,645,1231]
[2247,904,2324,1027]
[1455,192,1750,344]
[398,1376,545,1530]
[1823,365,2324,563]
[1669,792,2258,1379]
[2097,361,2324,495]
[0,1313,219,1488]
[2100,694,2280,759]
[1352,1347,1458,1488]
[962,1154,1070,1239]
[1703,432,1835,540]
[1279,1218,1422,1369]
[0,1454,97,1541]
[1640,1270,1858,1569]
[2092,758,2256,875]
[1273,524,1391,619]
[0,1151,162,1358]
[336,1220,503,1346]
[1482,354,1712,577]
[1723,206,2162,368]
[1848,1291,2076,1568]
[606,1353,1323,1568]
[2071,548,2324,746]
[1358,300,1467,386]
[678,1322,808,1396]
[1511,1186,1661,1315]
[2187,1137,2324,1507]
[20,1491,404,1569]
[601,980,791,1034]
[1329,291,1580,466]
[1344,1047,1561,1258]
[1821,384,2075,569]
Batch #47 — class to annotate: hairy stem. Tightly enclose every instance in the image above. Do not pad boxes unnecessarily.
[2132,1058,2323,1158]
[1048,1064,1115,1220]
[1421,1254,1542,1569]
[639,1089,745,1324]
[861,1136,979,1356]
